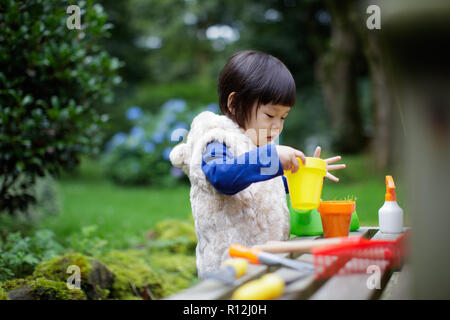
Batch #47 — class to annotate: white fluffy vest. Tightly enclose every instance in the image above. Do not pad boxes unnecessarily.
[169,111,289,278]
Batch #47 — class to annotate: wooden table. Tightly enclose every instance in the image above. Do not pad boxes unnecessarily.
[165,227,411,300]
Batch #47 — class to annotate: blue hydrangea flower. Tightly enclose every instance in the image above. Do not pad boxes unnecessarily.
[152,131,165,144]
[162,99,186,113]
[126,106,143,120]
[204,103,219,113]
[127,136,139,149]
[172,121,188,130]
[111,132,127,147]
[130,126,145,140]
[105,140,114,153]
[143,141,155,153]
[163,113,176,125]
[162,147,173,160]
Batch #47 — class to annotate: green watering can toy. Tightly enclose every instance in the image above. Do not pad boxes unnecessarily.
[284,157,360,237]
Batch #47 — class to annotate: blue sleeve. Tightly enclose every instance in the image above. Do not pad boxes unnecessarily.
[201,141,284,195]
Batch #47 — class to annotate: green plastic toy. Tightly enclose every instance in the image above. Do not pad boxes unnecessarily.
[287,195,360,237]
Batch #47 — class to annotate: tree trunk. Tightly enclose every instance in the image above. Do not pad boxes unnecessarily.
[316,0,365,154]
[365,37,394,170]
[350,8,398,171]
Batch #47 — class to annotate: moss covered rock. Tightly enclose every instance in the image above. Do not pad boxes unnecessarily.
[145,252,198,297]
[147,252,196,279]
[1,277,32,292]
[0,217,201,300]
[96,249,164,300]
[0,285,9,300]
[1,249,197,300]
[2,277,86,300]
[32,253,113,299]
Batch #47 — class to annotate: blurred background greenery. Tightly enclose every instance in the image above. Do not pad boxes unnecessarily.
[1,0,408,252]
[0,0,412,298]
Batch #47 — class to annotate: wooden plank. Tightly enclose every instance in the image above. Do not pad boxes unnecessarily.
[309,228,407,300]
[163,263,268,300]
[380,264,412,300]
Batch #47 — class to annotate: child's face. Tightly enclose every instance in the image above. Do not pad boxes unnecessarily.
[244,103,291,147]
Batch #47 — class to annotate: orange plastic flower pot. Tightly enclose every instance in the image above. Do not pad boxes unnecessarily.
[318,201,356,238]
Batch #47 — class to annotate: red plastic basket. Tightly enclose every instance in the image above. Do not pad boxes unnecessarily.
[311,231,410,279]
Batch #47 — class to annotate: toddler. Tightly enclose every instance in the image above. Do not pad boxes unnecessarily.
[170,50,344,278]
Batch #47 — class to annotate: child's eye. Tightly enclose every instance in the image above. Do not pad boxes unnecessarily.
[265,113,274,118]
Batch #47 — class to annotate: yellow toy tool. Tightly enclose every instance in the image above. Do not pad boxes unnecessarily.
[203,258,249,284]
[232,272,311,300]
[232,273,285,300]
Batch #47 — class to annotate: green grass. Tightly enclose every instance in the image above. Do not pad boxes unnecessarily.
[34,158,191,249]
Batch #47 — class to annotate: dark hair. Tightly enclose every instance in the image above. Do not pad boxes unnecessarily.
[218,50,296,128]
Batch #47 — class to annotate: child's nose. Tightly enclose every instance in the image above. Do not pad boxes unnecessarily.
[271,119,282,130]
[270,126,281,136]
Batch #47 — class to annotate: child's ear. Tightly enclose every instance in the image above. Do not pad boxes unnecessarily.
[227,92,236,115]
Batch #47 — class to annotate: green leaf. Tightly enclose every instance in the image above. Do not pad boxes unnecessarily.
[22,95,33,106]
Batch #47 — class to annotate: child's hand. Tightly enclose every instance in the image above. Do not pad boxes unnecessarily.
[312,146,346,182]
[276,145,306,173]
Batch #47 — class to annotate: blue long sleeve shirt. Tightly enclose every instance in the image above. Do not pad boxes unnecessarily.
[201,141,289,195]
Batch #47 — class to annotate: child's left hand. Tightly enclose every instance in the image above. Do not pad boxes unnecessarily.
[312,146,346,182]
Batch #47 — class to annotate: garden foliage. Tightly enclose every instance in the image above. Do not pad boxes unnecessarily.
[0,230,64,281]
[102,100,219,186]
[0,0,121,214]
[0,217,198,300]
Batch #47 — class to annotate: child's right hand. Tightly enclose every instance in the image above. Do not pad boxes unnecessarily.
[275,145,306,173]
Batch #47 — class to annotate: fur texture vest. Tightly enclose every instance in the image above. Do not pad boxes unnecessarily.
[169,111,289,278]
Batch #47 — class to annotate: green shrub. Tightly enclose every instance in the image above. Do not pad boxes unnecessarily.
[125,80,218,114]
[104,79,218,141]
[68,225,109,258]
[0,230,65,281]
[145,218,197,255]
[0,0,122,214]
